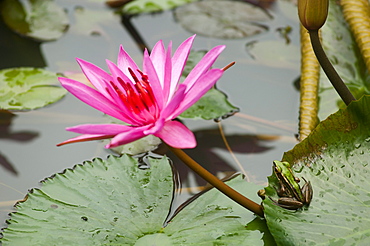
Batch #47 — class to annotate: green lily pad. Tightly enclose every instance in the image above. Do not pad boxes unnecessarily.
[0,155,174,245]
[318,0,370,119]
[0,154,269,245]
[180,87,239,121]
[122,0,197,15]
[109,135,162,155]
[174,0,271,39]
[263,95,370,245]
[166,176,272,245]
[0,68,67,110]
[0,0,69,41]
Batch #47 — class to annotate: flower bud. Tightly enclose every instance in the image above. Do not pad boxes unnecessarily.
[298,0,329,30]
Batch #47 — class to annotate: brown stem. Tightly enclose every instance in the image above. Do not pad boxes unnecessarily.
[167,145,264,217]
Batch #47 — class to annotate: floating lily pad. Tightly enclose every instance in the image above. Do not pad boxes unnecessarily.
[0,0,69,41]
[246,40,300,69]
[174,0,271,39]
[263,95,370,245]
[180,87,239,121]
[109,134,162,155]
[0,154,267,245]
[122,0,197,15]
[71,5,119,37]
[0,68,67,110]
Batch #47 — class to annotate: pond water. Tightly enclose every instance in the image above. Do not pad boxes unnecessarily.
[0,0,300,226]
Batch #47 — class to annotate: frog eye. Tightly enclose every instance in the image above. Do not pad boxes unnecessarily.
[281,161,290,167]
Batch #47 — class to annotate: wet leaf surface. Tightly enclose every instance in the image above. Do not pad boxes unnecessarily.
[263,95,370,245]
[0,155,269,245]
[166,175,269,245]
[0,155,174,245]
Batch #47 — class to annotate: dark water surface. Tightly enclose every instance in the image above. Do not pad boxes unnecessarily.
[0,0,300,226]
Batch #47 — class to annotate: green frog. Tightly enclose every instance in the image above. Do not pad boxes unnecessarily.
[271,161,313,210]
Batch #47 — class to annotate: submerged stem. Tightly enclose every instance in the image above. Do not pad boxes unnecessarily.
[308,30,356,105]
[166,144,264,217]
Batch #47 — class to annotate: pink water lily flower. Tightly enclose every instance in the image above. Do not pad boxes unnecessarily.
[57,35,225,149]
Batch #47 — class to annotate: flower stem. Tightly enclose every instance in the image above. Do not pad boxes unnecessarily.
[308,30,356,105]
[166,144,264,217]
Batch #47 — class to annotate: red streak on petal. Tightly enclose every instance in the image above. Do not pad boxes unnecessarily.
[57,135,115,146]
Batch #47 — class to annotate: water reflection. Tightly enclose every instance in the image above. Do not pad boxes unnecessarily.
[0,110,39,175]
[0,18,45,69]
[121,15,149,52]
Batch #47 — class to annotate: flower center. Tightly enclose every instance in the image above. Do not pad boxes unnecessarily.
[110,68,158,123]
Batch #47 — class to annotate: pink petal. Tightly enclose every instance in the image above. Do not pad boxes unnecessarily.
[58,77,130,123]
[149,40,166,87]
[66,124,133,135]
[143,50,164,109]
[76,58,113,98]
[160,84,186,120]
[182,45,225,91]
[163,42,173,103]
[154,120,196,149]
[117,45,141,79]
[171,35,196,90]
[57,134,114,147]
[143,118,165,135]
[106,125,150,148]
[106,59,134,87]
[170,69,224,119]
